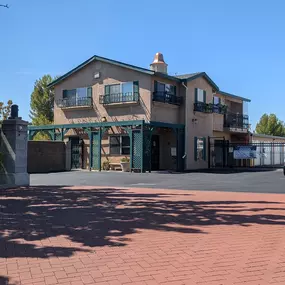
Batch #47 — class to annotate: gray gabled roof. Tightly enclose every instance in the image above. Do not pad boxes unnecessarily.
[174,72,202,80]
[218,91,251,103]
[48,55,155,88]
[175,72,219,90]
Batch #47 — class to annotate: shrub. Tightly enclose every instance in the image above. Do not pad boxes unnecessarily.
[120,156,130,163]
[102,160,110,170]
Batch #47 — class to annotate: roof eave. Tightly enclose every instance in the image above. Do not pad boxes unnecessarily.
[47,55,154,88]
[219,91,251,103]
[184,72,219,91]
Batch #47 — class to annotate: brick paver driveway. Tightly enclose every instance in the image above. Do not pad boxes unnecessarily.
[1,186,285,285]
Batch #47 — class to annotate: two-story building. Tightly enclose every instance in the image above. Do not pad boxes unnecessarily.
[28,53,251,172]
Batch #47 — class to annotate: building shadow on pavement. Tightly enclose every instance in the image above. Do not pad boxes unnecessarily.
[1,186,285,283]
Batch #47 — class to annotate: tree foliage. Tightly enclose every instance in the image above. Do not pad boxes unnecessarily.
[0,100,13,123]
[255,114,285,137]
[29,75,56,140]
[30,74,55,125]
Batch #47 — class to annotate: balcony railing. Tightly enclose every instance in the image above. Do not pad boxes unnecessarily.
[99,92,139,105]
[194,102,227,114]
[194,102,213,113]
[152,92,182,106]
[224,113,249,129]
[57,97,93,108]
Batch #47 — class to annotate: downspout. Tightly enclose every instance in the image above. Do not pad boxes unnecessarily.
[182,81,188,170]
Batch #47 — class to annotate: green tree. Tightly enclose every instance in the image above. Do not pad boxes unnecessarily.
[30,75,56,140]
[255,114,285,137]
[0,100,13,123]
[30,75,55,125]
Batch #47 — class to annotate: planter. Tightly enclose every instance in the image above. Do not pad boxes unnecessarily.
[120,162,130,172]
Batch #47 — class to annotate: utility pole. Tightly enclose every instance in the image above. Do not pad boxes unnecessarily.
[0,4,9,8]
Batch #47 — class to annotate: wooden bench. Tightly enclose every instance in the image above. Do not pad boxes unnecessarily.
[109,163,122,171]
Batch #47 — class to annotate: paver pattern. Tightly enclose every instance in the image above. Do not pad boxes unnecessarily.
[1,186,285,285]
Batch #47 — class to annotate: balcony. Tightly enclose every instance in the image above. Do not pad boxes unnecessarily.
[99,92,139,105]
[194,102,213,113]
[194,102,227,114]
[57,97,93,109]
[152,92,182,106]
[224,113,249,132]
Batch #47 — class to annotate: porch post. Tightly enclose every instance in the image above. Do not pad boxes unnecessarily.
[98,127,102,172]
[176,127,185,172]
[141,121,144,173]
[88,130,92,171]
[60,128,64,141]
[129,129,133,170]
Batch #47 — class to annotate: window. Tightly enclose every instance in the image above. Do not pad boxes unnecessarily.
[196,88,205,102]
[213,96,220,105]
[62,87,92,102]
[105,82,138,95]
[154,81,176,95]
[213,96,221,113]
[104,81,139,103]
[109,84,120,95]
[194,137,206,161]
[109,135,130,155]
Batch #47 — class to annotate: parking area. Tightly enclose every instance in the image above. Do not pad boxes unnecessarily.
[31,169,285,193]
[1,180,285,284]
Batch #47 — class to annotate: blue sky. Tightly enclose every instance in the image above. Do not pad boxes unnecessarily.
[0,0,284,129]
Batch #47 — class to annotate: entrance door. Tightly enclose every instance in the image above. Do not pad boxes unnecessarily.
[151,135,160,170]
[69,137,81,169]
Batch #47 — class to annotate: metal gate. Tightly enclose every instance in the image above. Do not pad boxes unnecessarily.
[70,137,81,169]
[209,138,285,168]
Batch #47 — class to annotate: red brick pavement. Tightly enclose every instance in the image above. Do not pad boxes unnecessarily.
[1,186,285,285]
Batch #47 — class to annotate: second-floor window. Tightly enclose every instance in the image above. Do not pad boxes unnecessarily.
[63,87,92,102]
[195,88,206,103]
[105,81,139,101]
[154,81,177,95]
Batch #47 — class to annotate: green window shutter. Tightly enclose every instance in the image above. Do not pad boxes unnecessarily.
[133,81,139,94]
[87,87,92,98]
[105,85,110,95]
[194,88,198,102]
[194,136,198,161]
[154,80,158,92]
[203,90,206,103]
[173,86,177,95]
[63,90,67,98]
[219,97,221,104]
[203,137,207,161]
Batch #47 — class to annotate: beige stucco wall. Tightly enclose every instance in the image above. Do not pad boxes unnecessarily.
[150,76,182,124]
[212,131,231,141]
[215,93,243,114]
[213,113,224,132]
[54,60,152,125]
[185,77,214,170]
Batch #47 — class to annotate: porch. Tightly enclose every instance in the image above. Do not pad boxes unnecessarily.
[28,120,185,173]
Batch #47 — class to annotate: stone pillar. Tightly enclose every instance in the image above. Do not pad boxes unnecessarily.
[0,117,30,186]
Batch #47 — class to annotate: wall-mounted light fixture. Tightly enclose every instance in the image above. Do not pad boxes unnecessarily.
[101,117,107,122]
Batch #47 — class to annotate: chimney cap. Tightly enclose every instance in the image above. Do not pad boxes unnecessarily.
[152,52,166,64]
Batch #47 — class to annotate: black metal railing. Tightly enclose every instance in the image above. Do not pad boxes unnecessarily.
[194,102,213,113]
[194,102,227,114]
[152,92,182,106]
[224,113,249,129]
[99,92,139,104]
[57,97,93,108]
